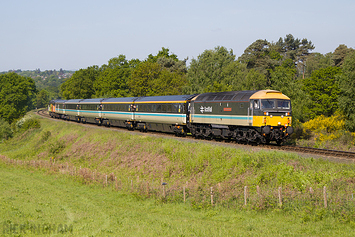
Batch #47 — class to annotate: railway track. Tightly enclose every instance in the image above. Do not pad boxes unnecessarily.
[36,109,355,161]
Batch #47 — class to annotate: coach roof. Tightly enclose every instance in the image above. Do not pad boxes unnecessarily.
[134,94,196,103]
[101,97,137,103]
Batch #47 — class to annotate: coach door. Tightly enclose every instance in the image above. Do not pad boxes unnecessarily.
[249,100,260,126]
[248,101,253,126]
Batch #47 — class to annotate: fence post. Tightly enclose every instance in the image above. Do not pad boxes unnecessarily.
[183,186,186,203]
[146,181,149,196]
[105,175,108,186]
[211,187,214,206]
[244,186,248,206]
[323,186,327,208]
[278,187,282,207]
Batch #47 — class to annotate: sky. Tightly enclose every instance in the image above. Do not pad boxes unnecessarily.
[0,0,354,72]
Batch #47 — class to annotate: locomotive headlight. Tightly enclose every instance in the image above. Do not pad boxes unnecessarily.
[281,115,284,118]
[264,112,269,116]
[270,115,273,118]
[278,122,281,125]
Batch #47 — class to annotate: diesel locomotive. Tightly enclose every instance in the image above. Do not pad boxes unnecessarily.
[48,90,293,144]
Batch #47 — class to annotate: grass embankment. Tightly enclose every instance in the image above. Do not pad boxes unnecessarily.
[1,163,355,236]
[1,113,355,235]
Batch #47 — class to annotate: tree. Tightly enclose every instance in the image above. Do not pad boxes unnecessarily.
[94,55,139,98]
[60,66,99,99]
[332,44,355,67]
[0,73,37,123]
[185,46,236,94]
[275,34,315,78]
[238,39,280,80]
[338,52,355,131]
[129,61,186,96]
[304,52,333,78]
[303,66,342,118]
[270,59,310,122]
[147,47,179,63]
[220,61,267,91]
[36,89,50,109]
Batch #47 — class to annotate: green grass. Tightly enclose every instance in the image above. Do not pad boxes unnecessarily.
[2,112,355,235]
[1,163,355,236]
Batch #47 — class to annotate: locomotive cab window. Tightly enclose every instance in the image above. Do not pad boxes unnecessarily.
[277,100,291,110]
[261,99,275,109]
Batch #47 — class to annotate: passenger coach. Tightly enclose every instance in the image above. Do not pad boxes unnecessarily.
[133,94,196,135]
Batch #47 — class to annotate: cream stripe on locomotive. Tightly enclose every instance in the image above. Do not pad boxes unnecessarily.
[191,114,250,126]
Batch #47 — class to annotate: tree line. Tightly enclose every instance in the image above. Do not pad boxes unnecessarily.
[60,34,355,130]
[1,34,355,142]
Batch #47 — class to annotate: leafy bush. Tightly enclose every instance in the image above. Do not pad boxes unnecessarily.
[15,114,41,132]
[0,118,13,142]
[303,114,345,134]
[49,140,66,155]
[302,114,353,144]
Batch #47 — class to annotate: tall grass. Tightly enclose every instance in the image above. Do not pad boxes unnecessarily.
[1,113,355,223]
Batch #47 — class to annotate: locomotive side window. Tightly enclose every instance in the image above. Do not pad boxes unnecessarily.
[253,100,260,110]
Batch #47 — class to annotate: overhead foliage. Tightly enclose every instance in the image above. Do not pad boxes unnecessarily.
[0,73,37,123]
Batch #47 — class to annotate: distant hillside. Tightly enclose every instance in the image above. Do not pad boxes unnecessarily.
[0,69,75,100]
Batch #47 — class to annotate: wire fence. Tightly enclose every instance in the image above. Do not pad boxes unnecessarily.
[2,156,355,214]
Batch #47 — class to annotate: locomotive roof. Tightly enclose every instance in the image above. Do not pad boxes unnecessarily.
[249,90,290,100]
[192,91,259,102]
[134,94,196,103]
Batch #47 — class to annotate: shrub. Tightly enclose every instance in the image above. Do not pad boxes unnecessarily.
[303,114,345,133]
[49,140,66,155]
[303,114,349,143]
[0,118,13,142]
[15,114,41,132]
